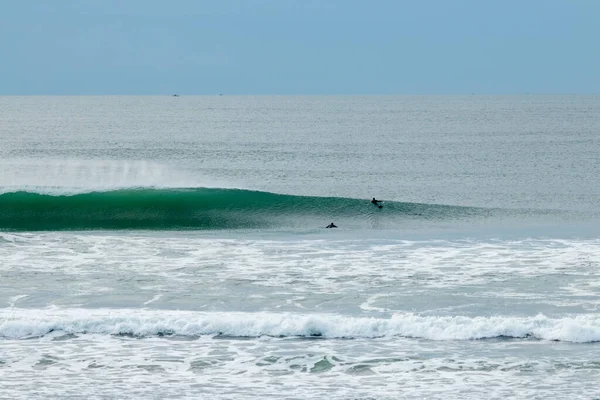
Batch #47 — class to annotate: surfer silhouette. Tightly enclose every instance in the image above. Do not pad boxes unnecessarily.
[326,222,337,228]
[371,198,383,208]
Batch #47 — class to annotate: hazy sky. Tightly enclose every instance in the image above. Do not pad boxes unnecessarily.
[1,0,598,94]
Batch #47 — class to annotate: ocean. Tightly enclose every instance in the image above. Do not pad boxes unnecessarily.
[1,95,600,399]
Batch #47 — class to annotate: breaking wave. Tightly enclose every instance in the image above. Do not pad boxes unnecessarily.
[2,309,599,343]
[0,187,489,231]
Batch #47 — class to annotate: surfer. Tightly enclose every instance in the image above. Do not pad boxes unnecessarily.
[326,222,337,228]
[371,198,383,208]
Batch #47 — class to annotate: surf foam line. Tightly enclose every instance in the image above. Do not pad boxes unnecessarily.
[2,309,599,342]
[0,187,488,231]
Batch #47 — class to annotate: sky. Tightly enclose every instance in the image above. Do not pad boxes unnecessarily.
[0,0,598,95]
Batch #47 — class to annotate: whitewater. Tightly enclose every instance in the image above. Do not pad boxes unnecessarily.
[1,95,600,399]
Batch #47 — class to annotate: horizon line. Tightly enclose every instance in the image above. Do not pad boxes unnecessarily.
[1,93,598,96]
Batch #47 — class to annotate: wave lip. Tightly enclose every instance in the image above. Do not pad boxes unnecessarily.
[1,310,599,343]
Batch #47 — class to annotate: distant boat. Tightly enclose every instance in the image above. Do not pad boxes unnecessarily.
[172,94,180,97]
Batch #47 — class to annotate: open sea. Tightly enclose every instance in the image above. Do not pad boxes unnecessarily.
[1,95,600,399]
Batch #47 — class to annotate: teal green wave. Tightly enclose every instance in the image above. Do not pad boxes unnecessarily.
[0,188,487,231]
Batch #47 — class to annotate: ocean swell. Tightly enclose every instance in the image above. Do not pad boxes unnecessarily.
[0,187,485,231]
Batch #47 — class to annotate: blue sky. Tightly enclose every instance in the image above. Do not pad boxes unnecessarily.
[1,0,598,94]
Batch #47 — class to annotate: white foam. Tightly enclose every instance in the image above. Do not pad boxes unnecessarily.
[1,328,597,400]
[143,294,163,306]
[2,308,600,342]
[3,235,600,314]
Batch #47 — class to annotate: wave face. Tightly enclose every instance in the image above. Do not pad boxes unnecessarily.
[0,188,486,231]
[2,310,599,343]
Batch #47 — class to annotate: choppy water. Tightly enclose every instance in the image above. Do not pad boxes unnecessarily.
[1,95,600,399]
